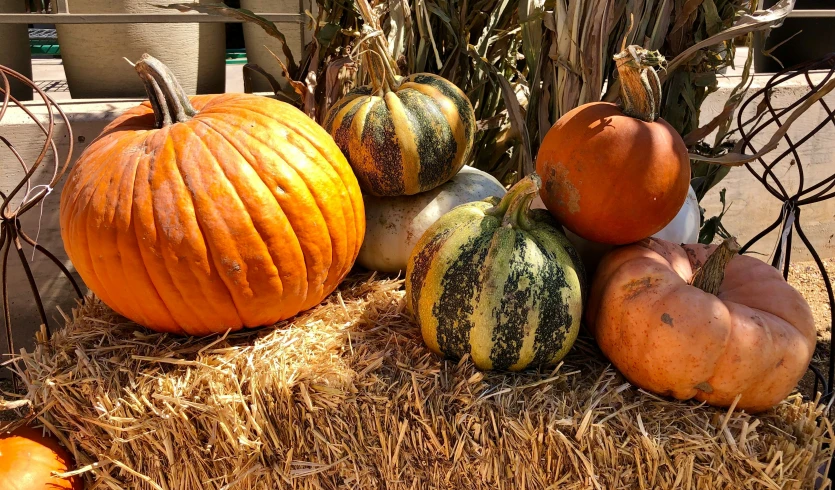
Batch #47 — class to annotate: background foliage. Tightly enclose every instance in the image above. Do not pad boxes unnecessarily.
[175,0,792,239]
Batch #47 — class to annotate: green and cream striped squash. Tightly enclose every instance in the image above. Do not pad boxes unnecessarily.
[406,174,586,371]
[323,73,476,197]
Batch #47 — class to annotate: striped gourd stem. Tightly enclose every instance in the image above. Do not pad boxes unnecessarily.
[486,173,541,231]
[613,45,665,123]
[355,0,400,94]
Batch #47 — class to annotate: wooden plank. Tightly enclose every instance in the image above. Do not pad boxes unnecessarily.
[787,9,835,18]
[54,0,70,14]
[0,12,305,23]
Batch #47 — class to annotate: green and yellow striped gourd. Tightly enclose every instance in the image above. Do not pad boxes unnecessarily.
[406,174,585,371]
[322,0,475,197]
[324,73,476,197]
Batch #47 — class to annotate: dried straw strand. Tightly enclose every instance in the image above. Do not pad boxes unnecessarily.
[6,274,833,489]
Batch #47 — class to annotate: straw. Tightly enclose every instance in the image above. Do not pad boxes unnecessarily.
[7,273,834,489]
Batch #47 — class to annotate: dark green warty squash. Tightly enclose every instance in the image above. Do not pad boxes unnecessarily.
[324,73,476,197]
[406,174,585,371]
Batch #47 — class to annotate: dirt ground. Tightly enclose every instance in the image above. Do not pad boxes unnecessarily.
[788,258,835,401]
[0,378,15,422]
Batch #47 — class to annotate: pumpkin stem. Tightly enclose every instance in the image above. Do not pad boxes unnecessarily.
[690,237,741,296]
[614,45,665,123]
[355,0,400,94]
[134,54,197,129]
[487,173,541,230]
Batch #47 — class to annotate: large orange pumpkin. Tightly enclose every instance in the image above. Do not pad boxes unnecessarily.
[536,46,690,245]
[60,55,365,335]
[0,426,82,490]
[586,237,816,413]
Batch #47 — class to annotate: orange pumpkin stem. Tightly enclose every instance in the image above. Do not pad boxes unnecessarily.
[487,173,540,230]
[614,45,665,123]
[134,54,197,129]
[690,237,741,295]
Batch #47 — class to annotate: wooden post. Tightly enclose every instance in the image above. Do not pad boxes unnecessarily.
[55,0,70,14]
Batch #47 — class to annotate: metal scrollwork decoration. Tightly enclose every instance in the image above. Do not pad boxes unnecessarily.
[1,64,83,388]
[734,53,835,407]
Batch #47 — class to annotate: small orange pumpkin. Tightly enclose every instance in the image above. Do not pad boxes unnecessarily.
[536,46,690,245]
[59,55,365,334]
[0,426,82,490]
[586,237,816,412]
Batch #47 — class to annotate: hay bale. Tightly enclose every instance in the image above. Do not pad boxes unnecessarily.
[9,274,834,489]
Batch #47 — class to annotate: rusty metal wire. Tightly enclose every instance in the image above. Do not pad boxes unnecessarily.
[735,52,835,407]
[0,64,82,388]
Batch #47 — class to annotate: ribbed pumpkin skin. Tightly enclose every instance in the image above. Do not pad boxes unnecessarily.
[60,94,365,335]
[587,238,816,412]
[0,427,82,490]
[406,182,585,371]
[324,73,476,196]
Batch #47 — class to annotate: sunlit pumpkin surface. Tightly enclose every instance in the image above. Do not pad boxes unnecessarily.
[325,73,476,197]
[60,93,365,334]
[0,427,81,490]
[537,102,690,245]
[587,238,816,412]
[407,176,585,371]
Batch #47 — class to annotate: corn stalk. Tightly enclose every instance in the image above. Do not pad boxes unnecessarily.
[169,0,794,190]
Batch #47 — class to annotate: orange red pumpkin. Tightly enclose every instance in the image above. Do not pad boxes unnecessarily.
[59,55,365,334]
[586,237,816,412]
[536,46,690,245]
[0,426,81,490]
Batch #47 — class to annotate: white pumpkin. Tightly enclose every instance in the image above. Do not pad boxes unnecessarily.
[651,185,700,244]
[358,166,506,272]
[532,185,700,273]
